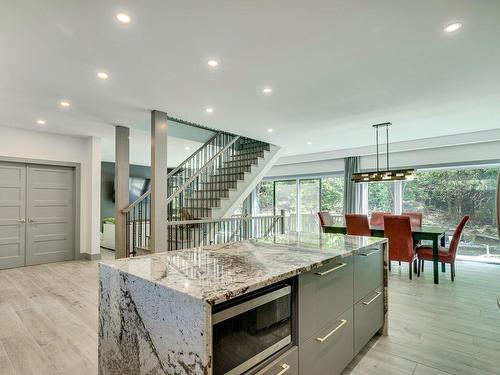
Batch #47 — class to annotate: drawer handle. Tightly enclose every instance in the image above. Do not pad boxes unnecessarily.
[276,363,290,375]
[315,319,347,343]
[315,262,347,276]
[359,249,380,257]
[363,291,382,305]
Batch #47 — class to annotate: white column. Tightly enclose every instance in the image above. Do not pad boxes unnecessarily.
[151,110,168,252]
[114,126,129,259]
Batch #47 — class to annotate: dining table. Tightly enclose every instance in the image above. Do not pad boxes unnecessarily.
[323,224,446,284]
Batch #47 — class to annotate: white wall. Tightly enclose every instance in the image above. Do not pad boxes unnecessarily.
[0,126,100,256]
[267,132,500,178]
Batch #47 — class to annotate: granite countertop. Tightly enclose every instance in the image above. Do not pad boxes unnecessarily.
[100,232,386,306]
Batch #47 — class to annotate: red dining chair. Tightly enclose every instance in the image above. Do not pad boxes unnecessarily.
[417,215,469,282]
[370,212,390,227]
[402,211,423,227]
[383,215,418,280]
[345,214,371,236]
[318,211,334,232]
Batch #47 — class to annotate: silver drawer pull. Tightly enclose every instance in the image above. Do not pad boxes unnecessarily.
[315,319,347,343]
[359,249,380,257]
[276,363,290,375]
[363,291,382,305]
[315,262,347,276]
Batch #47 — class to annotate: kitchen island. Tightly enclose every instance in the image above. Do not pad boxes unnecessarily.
[98,232,388,375]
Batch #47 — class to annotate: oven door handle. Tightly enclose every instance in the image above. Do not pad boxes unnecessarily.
[276,363,290,375]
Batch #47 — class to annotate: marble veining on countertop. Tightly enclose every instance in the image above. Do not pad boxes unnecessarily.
[100,232,386,305]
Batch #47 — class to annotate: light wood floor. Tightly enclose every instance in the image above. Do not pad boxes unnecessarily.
[0,252,499,375]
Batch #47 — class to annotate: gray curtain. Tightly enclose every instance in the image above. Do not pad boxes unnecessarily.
[344,156,362,214]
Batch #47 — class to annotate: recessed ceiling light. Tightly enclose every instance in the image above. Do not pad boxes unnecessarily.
[205,107,214,113]
[207,60,219,68]
[307,141,312,145]
[184,146,191,150]
[267,128,274,133]
[116,12,131,24]
[59,100,70,108]
[263,87,273,94]
[97,71,109,80]
[444,22,462,33]
[36,119,46,126]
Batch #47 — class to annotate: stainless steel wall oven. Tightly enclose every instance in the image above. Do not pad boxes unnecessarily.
[212,281,294,375]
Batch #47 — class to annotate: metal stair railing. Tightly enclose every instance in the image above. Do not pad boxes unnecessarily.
[121,129,271,256]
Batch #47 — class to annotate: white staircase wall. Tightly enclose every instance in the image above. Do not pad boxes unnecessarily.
[211,144,281,219]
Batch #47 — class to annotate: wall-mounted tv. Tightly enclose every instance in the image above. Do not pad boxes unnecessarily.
[112,177,151,204]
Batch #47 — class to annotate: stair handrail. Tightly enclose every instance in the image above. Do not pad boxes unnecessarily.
[166,131,221,179]
[123,131,224,214]
[166,135,241,205]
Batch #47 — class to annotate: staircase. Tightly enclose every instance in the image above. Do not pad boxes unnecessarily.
[123,129,281,255]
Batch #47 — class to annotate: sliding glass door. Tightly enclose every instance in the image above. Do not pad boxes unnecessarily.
[275,180,298,231]
[255,175,345,233]
[402,167,500,263]
[299,179,320,232]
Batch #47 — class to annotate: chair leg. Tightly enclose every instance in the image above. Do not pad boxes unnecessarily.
[421,259,424,272]
[409,262,412,280]
[441,262,446,273]
[451,263,455,282]
[389,261,391,271]
[417,259,421,277]
[399,261,401,266]
[413,259,418,274]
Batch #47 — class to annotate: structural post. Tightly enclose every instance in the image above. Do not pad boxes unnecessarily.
[151,110,168,252]
[115,126,129,259]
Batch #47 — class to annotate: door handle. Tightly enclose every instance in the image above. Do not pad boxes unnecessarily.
[276,363,290,375]
[315,319,347,342]
[28,218,36,223]
[315,263,347,276]
[18,218,26,223]
[363,291,382,305]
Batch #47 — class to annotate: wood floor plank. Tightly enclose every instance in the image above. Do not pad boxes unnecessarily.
[0,333,60,375]
[0,341,16,375]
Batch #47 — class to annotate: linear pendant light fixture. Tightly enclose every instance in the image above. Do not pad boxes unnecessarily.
[352,122,416,183]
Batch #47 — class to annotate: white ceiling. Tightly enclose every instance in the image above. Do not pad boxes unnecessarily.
[1,0,500,158]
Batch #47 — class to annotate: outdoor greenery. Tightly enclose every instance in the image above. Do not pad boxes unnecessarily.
[368,182,395,213]
[321,177,344,213]
[256,181,274,215]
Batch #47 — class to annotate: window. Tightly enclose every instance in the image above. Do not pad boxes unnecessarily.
[275,180,298,231]
[402,167,500,263]
[368,182,395,214]
[255,181,274,216]
[320,176,344,214]
[299,179,320,233]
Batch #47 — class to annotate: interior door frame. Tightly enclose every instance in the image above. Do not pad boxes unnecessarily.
[0,156,81,260]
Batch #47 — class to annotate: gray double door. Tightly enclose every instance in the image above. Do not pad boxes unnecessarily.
[0,162,75,269]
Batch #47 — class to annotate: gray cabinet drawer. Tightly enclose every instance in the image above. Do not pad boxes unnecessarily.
[298,255,353,343]
[299,307,354,375]
[253,347,298,375]
[354,286,384,355]
[354,246,383,303]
